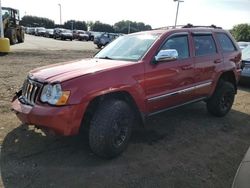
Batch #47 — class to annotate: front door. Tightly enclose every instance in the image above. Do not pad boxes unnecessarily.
[144,33,196,114]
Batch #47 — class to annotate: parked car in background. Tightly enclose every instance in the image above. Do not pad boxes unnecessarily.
[25,27,33,34]
[28,27,36,35]
[94,32,120,48]
[73,30,89,41]
[240,45,250,81]
[238,41,250,50]
[45,29,54,38]
[54,28,73,40]
[35,27,46,36]
[87,31,96,41]
[90,31,103,41]
[53,28,64,39]
[60,29,73,41]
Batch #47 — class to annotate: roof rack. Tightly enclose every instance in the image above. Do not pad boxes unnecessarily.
[154,24,222,30]
[153,25,186,30]
[182,23,222,29]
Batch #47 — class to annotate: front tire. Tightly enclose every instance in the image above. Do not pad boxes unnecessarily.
[206,81,235,117]
[89,99,134,158]
[6,29,17,45]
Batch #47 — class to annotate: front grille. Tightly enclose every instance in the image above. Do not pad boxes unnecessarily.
[20,78,43,105]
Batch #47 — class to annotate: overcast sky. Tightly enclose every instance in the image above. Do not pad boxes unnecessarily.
[2,0,250,29]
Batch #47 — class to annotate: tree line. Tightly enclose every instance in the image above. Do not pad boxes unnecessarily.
[230,24,250,42]
[20,16,152,34]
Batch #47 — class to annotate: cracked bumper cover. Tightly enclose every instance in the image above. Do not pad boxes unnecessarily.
[11,95,87,136]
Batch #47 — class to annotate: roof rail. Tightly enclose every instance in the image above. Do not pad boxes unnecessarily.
[182,23,222,29]
[153,24,222,30]
[153,25,185,30]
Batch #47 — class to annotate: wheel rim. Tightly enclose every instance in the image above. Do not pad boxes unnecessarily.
[220,92,233,111]
[112,120,129,148]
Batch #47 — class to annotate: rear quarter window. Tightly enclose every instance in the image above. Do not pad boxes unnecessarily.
[216,33,237,52]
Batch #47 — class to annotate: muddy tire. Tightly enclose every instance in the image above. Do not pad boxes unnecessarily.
[89,99,134,158]
[6,29,17,45]
[206,81,235,117]
[17,31,25,43]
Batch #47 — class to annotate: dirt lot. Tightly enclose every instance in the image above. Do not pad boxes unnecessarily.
[1,37,250,188]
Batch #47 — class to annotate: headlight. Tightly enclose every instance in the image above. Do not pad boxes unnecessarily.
[40,84,70,105]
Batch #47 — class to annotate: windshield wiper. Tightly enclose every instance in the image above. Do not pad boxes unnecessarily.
[97,56,113,60]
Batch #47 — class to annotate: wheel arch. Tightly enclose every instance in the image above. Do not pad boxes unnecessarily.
[79,91,144,133]
[218,70,237,92]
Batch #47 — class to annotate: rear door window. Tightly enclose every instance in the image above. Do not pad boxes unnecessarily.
[193,35,217,56]
[216,33,236,52]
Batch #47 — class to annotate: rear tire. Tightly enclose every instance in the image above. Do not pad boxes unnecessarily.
[206,80,235,117]
[89,99,134,159]
[17,31,25,43]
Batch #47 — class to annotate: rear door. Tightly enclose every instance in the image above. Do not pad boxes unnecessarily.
[191,32,223,98]
[144,32,196,114]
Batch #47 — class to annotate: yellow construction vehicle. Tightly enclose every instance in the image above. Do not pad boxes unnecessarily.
[1,7,24,45]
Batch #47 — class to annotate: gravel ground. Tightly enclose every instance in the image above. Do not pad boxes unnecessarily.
[0,36,250,188]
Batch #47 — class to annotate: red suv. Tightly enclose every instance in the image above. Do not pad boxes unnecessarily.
[12,25,242,158]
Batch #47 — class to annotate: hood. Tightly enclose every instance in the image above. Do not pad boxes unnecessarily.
[29,58,135,83]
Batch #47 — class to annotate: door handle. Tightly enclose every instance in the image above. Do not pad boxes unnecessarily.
[214,59,222,64]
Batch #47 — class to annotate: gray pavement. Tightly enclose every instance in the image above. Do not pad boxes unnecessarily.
[11,34,97,51]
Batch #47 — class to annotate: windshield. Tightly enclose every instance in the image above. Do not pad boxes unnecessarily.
[242,45,250,60]
[63,30,72,33]
[95,33,160,61]
[2,9,10,19]
[78,31,85,34]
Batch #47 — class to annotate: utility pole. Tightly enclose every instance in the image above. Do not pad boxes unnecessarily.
[174,0,184,28]
[71,21,74,31]
[58,3,62,25]
[128,22,130,34]
[0,0,4,38]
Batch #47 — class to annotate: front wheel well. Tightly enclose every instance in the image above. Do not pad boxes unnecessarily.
[79,91,143,134]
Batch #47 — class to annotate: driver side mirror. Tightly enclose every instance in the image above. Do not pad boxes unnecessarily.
[153,49,178,64]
